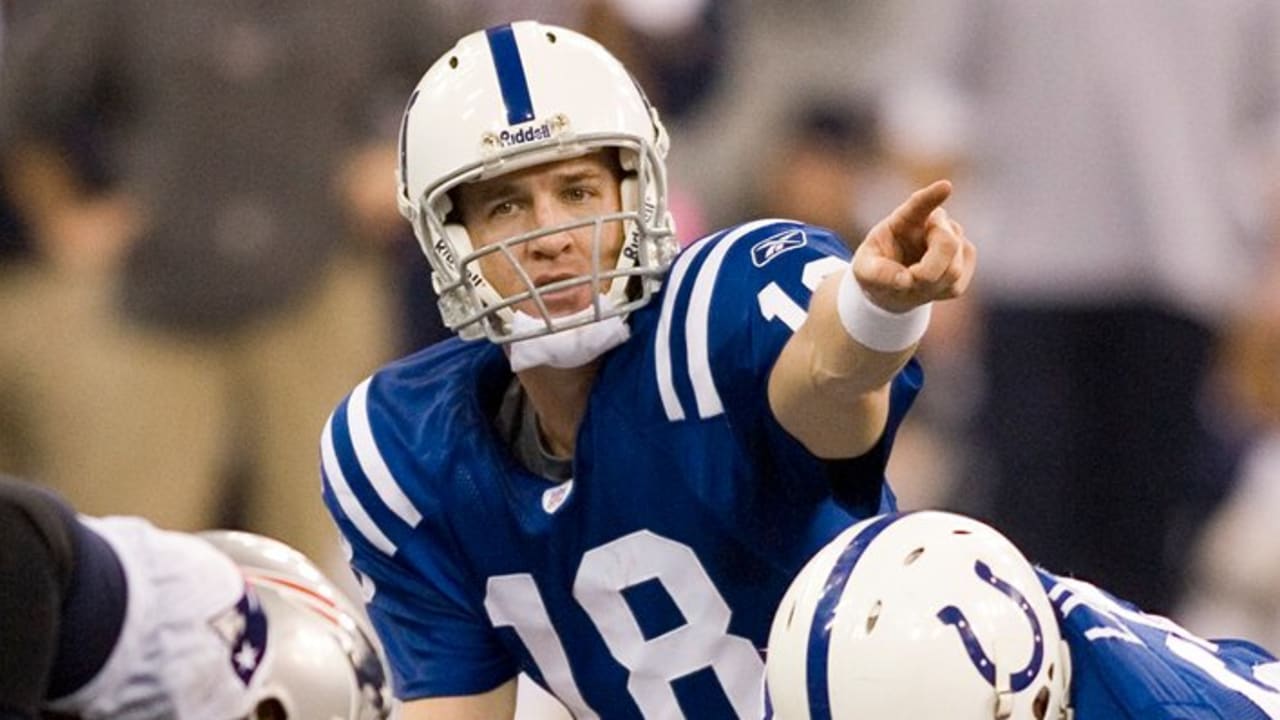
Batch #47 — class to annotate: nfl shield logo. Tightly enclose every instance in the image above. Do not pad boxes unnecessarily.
[541,480,574,514]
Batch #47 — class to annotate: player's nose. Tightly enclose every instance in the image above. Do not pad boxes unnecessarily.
[527,198,576,259]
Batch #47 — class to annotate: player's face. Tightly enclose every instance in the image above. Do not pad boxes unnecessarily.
[455,151,625,317]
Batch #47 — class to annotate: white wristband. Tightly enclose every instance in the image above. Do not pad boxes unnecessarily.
[836,269,932,352]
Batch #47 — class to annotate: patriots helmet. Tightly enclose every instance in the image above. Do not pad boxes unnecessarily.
[765,511,1072,720]
[199,530,391,720]
[396,20,677,343]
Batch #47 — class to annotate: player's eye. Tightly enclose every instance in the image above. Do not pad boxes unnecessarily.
[563,186,595,203]
[489,200,519,218]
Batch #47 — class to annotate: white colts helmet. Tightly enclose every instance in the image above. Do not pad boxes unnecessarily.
[397,20,678,342]
[199,531,391,720]
[766,512,1072,720]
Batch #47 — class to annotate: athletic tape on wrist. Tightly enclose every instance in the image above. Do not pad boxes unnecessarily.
[836,268,932,352]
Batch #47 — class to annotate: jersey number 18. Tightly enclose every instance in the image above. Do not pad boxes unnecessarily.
[485,530,764,718]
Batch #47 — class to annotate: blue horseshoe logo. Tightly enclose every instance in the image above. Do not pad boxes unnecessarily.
[937,560,1045,691]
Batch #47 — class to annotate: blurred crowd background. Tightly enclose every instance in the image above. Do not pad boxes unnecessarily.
[3,0,1280,671]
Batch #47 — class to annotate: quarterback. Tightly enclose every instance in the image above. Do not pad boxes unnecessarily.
[321,20,974,719]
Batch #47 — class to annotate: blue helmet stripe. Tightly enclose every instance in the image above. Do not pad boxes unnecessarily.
[484,24,536,126]
[806,513,905,720]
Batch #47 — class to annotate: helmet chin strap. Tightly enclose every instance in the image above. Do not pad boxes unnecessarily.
[507,299,631,372]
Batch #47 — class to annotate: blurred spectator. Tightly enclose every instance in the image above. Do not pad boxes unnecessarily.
[587,0,727,122]
[0,0,46,261]
[884,0,1280,613]
[0,0,449,566]
[1179,237,1280,652]
[1180,426,1280,655]
[743,97,882,243]
[664,0,902,230]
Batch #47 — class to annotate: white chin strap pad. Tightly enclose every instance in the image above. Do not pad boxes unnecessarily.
[507,300,631,372]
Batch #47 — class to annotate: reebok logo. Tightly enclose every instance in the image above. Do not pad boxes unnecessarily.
[751,229,807,267]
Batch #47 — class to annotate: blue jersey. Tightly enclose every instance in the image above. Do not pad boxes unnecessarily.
[1039,570,1280,719]
[321,221,921,718]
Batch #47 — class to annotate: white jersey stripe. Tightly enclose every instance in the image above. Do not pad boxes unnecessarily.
[339,535,378,602]
[685,220,793,419]
[348,377,423,528]
[322,414,396,556]
[654,233,719,421]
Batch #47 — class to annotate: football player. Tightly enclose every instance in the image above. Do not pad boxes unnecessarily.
[766,510,1280,719]
[321,20,974,719]
[0,476,389,720]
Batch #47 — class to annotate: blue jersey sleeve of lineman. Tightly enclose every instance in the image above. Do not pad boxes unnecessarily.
[1037,569,1280,719]
[319,357,518,700]
[659,219,922,513]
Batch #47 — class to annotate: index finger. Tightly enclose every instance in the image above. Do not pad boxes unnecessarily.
[887,179,953,237]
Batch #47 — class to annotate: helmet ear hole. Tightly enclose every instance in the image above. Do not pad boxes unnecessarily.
[250,698,288,720]
[1032,686,1051,719]
[864,600,882,635]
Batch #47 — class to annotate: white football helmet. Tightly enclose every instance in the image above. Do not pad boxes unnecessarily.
[199,530,391,720]
[397,20,678,342]
[766,511,1072,720]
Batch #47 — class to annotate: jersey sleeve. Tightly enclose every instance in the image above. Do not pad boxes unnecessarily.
[320,380,517,699]
[667,221,922,514]
[1039,569,1280,719]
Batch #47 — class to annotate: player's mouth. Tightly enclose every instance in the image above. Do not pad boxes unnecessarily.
[530,272,594,316]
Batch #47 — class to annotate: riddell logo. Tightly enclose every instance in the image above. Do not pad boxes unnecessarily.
[499,122,552,147]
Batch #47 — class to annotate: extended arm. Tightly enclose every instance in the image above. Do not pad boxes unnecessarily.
[0,477,125,720]
[768,180,975,457]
